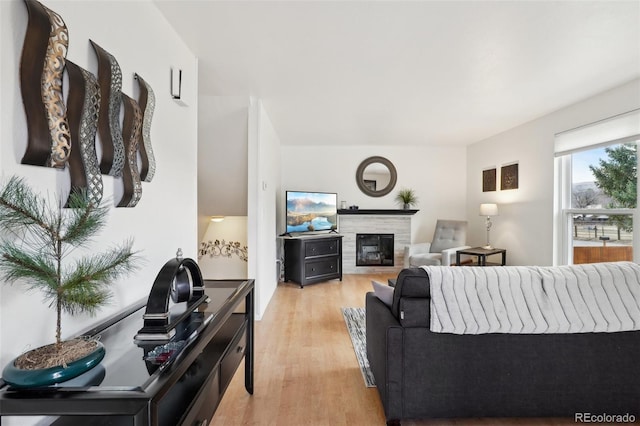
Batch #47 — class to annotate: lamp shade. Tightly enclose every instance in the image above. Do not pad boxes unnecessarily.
[479,203,499,216]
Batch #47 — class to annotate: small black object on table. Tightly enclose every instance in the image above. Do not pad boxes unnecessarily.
[456,247,506,266]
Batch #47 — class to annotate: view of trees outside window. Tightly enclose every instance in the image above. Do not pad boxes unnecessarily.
[571,143,636,263]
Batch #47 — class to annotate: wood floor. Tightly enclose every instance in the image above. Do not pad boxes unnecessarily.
[210,274,588,426]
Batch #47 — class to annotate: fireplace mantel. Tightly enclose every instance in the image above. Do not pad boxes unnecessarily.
[338,209,418,215]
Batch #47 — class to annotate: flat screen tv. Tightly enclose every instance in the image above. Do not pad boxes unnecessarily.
[286,191,338,234]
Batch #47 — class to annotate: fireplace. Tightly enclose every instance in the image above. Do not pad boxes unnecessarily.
[356,234,394,267]
[338,210,415,274]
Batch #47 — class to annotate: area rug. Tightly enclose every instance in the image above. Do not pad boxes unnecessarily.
[341,307,375,387]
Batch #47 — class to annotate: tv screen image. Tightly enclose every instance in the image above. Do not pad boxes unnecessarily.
[286,191,338,234]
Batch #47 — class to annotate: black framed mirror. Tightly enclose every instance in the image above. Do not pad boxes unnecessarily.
[356,156,397,197]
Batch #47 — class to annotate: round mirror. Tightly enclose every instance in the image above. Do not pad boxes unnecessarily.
[356,156,397,197]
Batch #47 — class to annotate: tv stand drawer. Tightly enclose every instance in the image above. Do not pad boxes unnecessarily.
[305,239,339,257]
[304,257,340,279]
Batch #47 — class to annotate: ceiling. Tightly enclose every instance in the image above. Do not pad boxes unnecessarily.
[154,0,640,147]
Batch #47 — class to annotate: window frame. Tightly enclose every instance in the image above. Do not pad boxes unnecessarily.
[554,142,639,265]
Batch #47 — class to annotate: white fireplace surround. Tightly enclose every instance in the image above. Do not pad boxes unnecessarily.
[339,213,412,274]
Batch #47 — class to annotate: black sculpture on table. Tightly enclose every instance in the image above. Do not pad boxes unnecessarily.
[135,249,208,341]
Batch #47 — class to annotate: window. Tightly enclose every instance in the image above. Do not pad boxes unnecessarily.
[554,110,640,265]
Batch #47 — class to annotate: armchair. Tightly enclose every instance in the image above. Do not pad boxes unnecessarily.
[403,219,470,267]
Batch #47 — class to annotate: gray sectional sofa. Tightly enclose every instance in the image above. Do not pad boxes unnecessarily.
[365,267,640,425]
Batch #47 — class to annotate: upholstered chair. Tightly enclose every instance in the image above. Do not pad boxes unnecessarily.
[403,219,470,267]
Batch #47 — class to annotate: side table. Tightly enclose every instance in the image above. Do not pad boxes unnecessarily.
[456,247,506,266]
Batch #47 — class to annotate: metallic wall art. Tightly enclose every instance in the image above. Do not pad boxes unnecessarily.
[64,60,103,207]
[198,240,248,262]
[20,0,71,168]
[117,94,143,208]
[134,73,156,182]
[90,40,125,177]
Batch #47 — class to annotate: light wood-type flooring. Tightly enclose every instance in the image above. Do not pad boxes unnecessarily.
[209,274,598,426]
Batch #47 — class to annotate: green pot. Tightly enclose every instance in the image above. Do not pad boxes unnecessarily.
[2,341,105,388]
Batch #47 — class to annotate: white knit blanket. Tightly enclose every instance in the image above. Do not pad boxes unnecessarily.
[423,262,640,334]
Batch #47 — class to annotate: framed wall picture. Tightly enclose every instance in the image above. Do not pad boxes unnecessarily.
[482,168,496,192]
[363,179,377,191]
[501,163,519,190]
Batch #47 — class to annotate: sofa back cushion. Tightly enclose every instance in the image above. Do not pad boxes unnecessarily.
[399,298,430,327]
[391,267,431,320]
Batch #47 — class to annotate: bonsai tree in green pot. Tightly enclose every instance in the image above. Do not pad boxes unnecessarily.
[0,176,139,387]
[395,188,418,209]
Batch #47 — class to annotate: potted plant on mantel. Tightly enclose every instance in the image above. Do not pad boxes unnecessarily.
[0,176,139,388]
[395,188,418,210]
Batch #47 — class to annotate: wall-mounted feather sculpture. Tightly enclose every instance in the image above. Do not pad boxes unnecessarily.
[117,94,143,208]
[64,60,103,207]
[134,73,156,182]
[90,40,124,177]
[20,0,71,168]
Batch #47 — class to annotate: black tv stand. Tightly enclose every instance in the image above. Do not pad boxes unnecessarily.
[279,232,293,237]
[329,229,339,234]
[283,235,342,287]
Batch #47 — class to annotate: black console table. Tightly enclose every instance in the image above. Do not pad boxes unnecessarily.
[0,279,254,426]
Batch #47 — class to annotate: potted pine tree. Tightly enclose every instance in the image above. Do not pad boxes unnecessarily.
[0,176,139,388]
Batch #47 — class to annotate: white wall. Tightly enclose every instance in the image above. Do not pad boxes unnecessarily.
[199,216,248,279]
[199,95,280,320]
[467,78,640,266]
[0,0,198,369]
[257,102,281,316]
[280,145,467,243]
[248,99,281,320]
[197,95,248,239]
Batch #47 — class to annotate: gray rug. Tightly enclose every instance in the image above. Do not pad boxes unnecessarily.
[341,307,376,387]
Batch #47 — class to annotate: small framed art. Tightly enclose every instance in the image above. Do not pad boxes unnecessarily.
[363,179,377,191]
[501,163,519,190]
[483,168,496,192]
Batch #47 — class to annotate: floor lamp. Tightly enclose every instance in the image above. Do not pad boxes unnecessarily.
[479,203,499,249]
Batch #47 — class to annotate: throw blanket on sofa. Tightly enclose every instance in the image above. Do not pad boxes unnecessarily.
[424,261,640,334]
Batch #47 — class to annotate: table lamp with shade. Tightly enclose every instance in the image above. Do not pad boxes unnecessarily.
[479,203,499,249]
